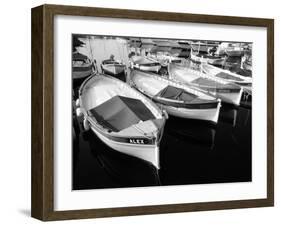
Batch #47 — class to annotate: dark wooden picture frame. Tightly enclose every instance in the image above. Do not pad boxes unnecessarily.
[31,4,274,221]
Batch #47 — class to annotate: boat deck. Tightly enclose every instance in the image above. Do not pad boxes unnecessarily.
[88,95,155,132]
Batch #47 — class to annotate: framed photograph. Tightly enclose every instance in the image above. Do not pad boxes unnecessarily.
[31,4,274,221]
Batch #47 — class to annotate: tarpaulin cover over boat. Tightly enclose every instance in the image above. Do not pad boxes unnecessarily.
[89,95,155,132]
[157,85,197,102]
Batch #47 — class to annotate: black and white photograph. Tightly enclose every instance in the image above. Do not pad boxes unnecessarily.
[72,34,252,190]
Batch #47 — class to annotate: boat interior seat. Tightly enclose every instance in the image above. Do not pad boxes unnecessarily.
[89,95,155,132]
[157,85,197,102]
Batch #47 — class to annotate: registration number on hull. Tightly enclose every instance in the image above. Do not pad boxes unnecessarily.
[129,139,145,144]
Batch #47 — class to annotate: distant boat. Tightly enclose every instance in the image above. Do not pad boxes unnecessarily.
[101,60,126,76]
[75,74,167,169]
[140,38,156,50]
[177,41,191,50]
[201,64,252,86]
[169,41,185,56]
[190,49,226,66]
[152,40,172,53]
[168,63,243,106]
[190,42,218,53]
[241,53,252,71]
[130,56,161,73]
[225,46,244,57]
[129,70,221,123]
[72,52,93,80]
[128,38,142,48]
[178,48,190,58]
[216,42,244,56]
[149,54,183,67]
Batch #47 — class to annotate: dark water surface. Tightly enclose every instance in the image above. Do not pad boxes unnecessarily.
[72,98,252,190]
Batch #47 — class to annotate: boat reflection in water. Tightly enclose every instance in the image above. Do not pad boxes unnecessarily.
[72,128,161,190]
[73,99,251,189]
[163,116,217,150]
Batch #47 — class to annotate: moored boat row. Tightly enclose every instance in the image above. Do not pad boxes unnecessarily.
[168,63,244,106]
[129,69,221,123]
[73,37,252,171]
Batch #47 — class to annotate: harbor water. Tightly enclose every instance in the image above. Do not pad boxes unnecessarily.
[72,36,252,190]
[73,102,251,189]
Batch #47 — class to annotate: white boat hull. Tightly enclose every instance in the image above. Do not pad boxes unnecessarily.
[190,51,225,66]
[160,102,221,123]
[201,64,252,86]
[212,88,243,106]
[225,50,243,57]
[168,64,244,106]
[135,65,161,73]
[101,64,125,75]
[73,68,93,79]
[91,126,160,169]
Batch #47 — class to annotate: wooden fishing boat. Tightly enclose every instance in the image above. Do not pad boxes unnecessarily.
[72,52,93,80]
[140,38,156,50]
[168,63,243,106]
[225,46,244,57]
[101,60,126,76]
[152,40,172,53]
[241,52,252,71]
[177,41,191,50]
[169,41,184,56]
[216,42,244,56]
[130,56,161,73]
[129,70,221,123]
[128,37,142,48]
[201,63,252,86]
[190,49,226,66]
[75,74,167,169]
[149,54,182,67]
[190,42,218,53]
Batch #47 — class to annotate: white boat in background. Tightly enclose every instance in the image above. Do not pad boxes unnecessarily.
[129,70,221,123]
[101,60,126,76]
[72,52,93,80]
[76,74,167,169]
[168,63,243,106]
[190,42,214,53]
[130,56,161,72]
[152,40,173,53]
[150,54,182,67]
[201,63,252,86]
[190,49,226,66]
[140,38,156,50]
[225,46,244,57]
[215,42,245,56]
[177,41,191,50]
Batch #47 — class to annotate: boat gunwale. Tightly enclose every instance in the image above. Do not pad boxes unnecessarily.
[86,115,157,145]
[78,73,167,141]
[201,63,252,82]
[130,70,221,109]
[168,63,231,85]
[132,68,222,97]
[168,64,243,94]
